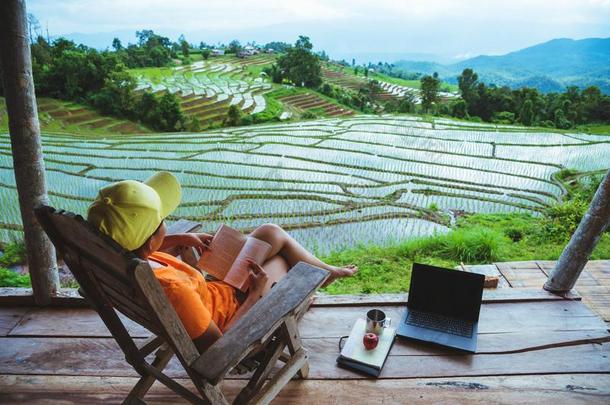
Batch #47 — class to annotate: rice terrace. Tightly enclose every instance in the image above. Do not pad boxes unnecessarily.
[3,2,610,403]
[1,115,608,254]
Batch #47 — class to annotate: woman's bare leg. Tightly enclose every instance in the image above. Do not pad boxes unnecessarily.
[261,255,289,295]
[250,224,358,286]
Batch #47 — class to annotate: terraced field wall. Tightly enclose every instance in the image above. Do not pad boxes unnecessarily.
[1,116,609,254]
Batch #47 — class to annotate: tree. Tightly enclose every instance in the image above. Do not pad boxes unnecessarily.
[457,68,478,113]
[397,92,417,113]
[225,104,243,126]
[201,48,210,60]
[273,36,321,88]
[91,68,136,117]
[112,37,123,51]
[180,38,190,57]
[26,13,41,44]
[519,99,534,126]
[295,35,313,50]
[157,92,184,131]
[420,74,440,113]
[451,99,468,119]
[554,108,572,129]
[263,41,291,53]
[227,40,241,54]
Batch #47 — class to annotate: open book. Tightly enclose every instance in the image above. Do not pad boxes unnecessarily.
[336,318,396,377]
[197,224,271,292]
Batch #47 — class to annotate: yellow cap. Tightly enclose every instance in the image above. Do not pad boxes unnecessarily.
[87,171,181,250]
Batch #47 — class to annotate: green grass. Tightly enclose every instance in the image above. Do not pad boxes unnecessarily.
[129,66,176,83]
[369,72,422,89]
[251,93,283,122]
[320,211,610,295]
[575,123,610,136]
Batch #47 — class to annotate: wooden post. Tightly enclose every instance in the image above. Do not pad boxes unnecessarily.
[544,169,610,293]
[0,0,59,304]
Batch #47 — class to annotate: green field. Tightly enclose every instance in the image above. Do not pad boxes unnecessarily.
[1,115,608,256]
[132,54,280,127]
[0,97,150,135]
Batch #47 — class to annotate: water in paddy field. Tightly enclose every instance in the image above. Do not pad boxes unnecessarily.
[1,115,609,253]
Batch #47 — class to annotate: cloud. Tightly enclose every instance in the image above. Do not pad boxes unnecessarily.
[27,0,610,56]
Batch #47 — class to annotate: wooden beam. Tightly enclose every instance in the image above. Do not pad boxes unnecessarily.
[545,169,610,293]
[0,0,59,305]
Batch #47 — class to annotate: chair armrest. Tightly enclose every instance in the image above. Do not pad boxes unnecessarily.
[191,262,328,384]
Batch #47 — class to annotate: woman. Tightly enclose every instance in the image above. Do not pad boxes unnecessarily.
[87,171,357,352]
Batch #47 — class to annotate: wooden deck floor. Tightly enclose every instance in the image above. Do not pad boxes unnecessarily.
[464,260,610,324]
[1,262,610,403]
[1,288,610,403]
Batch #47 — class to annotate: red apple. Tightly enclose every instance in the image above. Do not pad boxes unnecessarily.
[363,333,379,350]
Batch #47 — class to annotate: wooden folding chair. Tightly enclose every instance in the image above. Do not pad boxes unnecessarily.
[35,205,328,404]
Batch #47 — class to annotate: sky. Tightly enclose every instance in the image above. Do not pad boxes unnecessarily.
[28,0,610,63]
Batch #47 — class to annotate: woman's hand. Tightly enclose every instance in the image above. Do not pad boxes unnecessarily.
[246,260,268,300]
[177,233,212,255]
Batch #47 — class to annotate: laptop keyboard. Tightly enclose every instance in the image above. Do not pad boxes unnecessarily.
[406,310,473,338]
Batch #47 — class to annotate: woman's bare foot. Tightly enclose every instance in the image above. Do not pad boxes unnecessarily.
[322,264,358,287]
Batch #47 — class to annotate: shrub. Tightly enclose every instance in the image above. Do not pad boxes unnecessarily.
[0,241,26,267]
[436,227,504,263]
[0,267,31,287]
[505,228,523,242]
[542,199,589,241]
[451,100,468,119]
[492,111,515,124]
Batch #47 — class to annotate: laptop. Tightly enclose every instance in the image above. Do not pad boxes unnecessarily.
[397,263,485,353]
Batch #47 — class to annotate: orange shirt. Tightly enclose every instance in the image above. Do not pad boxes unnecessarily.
[149,251,240,339]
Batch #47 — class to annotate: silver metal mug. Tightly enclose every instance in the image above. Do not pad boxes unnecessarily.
[366,309,391,335]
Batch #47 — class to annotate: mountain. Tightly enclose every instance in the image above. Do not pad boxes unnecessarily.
[393,38,610,93]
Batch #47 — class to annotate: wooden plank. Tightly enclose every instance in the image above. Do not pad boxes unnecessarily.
[0,287,581,309]
[3,331,609,379]
[2,374,609,404]
[495,263,532,287]
[0,288,87,307]
[495,263,548,288]
[0,307,30,336]
[300,301,607,338]
[498,261,543,269]
[463,264,509,288]
[9,307,150,337]
[312,288,580,307]
[5,298,597,339]
[306,343,610,379]
[304,331,610,356]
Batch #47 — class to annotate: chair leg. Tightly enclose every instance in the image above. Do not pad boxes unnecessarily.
[123,344,174,404]
[234,333,286,405]
[282,316,309,378]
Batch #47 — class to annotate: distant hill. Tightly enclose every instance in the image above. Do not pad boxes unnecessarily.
[393,38,610,94]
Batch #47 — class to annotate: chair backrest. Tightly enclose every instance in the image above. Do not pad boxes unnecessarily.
[35,205,163,332]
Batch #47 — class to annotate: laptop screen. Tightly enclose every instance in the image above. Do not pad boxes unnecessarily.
[408,263,485,321]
